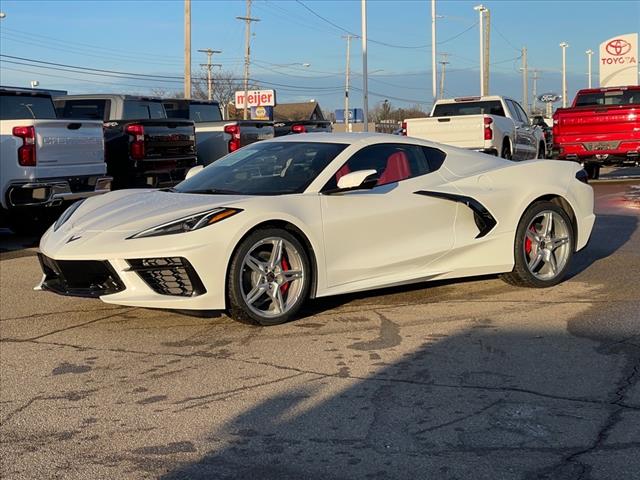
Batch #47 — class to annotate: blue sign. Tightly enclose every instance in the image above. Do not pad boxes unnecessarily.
[335,108,364,123]
[251,106,273,121]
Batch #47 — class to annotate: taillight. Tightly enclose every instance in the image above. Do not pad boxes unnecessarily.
[552,118,559,137]
[483,116,493,140]
[12,126,36,166]
[224,124,241,152]
[401,121,407,136]
[125,124,145,160]
[291,124,306,134]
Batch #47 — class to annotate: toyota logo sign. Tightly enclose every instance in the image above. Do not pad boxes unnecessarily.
[606,39,632,56]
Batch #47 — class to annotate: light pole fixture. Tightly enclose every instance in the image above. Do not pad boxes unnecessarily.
[474,4,488,96]
[585,49,594,89]
[560,42,569,108]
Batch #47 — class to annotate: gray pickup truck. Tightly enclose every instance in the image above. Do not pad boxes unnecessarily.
[54,95,197,189]
[162,99,274,166]
[1,87,109,234]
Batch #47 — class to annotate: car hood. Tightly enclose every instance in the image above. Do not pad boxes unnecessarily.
[65,189,251,234]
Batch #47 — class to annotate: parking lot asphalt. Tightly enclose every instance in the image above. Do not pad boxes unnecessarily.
[1,180,639,480]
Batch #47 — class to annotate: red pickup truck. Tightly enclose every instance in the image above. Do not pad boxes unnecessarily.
[552,86,640,179]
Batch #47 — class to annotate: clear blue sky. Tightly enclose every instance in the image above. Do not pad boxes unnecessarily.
[0,0,638,112]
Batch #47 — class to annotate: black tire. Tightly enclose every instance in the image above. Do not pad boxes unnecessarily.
[501,139,512,160]
[227,228,311,326]
[6,207,59,236]
[501,201,574,288]
[537,142,546,159]
[584,162,600,180]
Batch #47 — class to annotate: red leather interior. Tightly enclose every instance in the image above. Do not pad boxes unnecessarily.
[377,151,411,185]
[335,164,351,183]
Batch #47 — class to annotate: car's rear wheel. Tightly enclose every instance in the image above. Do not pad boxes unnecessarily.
[501,140,512,160]
[501,201,574,288]
[227,228,310,326]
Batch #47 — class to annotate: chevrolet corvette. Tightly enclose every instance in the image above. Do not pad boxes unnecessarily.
[37,133,595,325]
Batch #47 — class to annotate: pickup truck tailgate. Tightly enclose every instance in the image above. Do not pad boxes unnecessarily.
[406,116,484,148]
[554,106,639,142]
[237,121,274,147]
[143,120,196,159]
[34,120,104,166]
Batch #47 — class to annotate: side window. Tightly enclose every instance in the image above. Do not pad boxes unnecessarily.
[324,143,440,191]
[513,101,529,125]
[506,100,524,124]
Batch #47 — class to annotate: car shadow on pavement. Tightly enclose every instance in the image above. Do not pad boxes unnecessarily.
[152,322,640,480]
[567,214,637,279]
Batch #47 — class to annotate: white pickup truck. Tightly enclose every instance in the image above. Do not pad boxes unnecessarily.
[0,87,110,233]
[402,96,546,161]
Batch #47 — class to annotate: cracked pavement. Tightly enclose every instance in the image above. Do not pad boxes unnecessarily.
[1,181,639,479]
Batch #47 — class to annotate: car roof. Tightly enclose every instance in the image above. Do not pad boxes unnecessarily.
[265,132,439,147]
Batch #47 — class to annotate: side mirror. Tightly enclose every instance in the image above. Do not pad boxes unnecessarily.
[326,169,378,194]
[185,165,204,180]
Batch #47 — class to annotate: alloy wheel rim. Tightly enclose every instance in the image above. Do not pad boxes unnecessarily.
[524,210,571,281]
[240,237,305,318]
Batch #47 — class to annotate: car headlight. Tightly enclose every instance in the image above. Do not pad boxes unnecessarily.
[53,199,86,232]
[127,207,242,239]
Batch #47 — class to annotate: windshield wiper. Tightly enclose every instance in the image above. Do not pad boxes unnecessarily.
[185,188,242,195]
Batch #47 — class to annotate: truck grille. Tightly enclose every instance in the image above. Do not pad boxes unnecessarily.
[127,257,206,297]
[38,254,125,297]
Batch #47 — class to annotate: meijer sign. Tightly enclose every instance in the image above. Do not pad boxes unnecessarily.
[235,90,276,108]
[600,33,638,87]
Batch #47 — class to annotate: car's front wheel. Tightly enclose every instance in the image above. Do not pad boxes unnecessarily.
[227,228,310,325]
[501,201,574,288]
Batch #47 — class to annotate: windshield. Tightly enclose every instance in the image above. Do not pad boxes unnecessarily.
[575,89,640,107]
[432,100,505,117]
[175,141,348,195]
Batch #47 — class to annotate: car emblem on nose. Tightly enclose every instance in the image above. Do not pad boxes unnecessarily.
[66,234,82,243]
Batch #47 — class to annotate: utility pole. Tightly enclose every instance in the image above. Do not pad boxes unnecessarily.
[342,34,356,132]
[474,5,488,96]
[237,0,259,120]
[431,0,437,105]
[438,53,449,99]
[483,8,490,95]
[361,0,369,132]
[531,69,540,113]
[560,42,569,108]
[521,47,528,114]
[184,0,191,99]
[585,49,594,88]
[198,48,222,101]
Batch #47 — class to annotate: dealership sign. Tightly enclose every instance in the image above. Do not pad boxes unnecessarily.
[538,93,561,103]
[234,89,276,108]
[600,33,638,87]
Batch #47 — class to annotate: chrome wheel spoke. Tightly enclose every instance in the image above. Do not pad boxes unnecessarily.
[268,284,285,314]
[550,236,569,250]
[246,283,268,305]
[528,252,543,271]
[541,212,554,236]
[548,252,558,275]
[245,255,267,274]
[268,239,284,269]
[526,229,539,243]
[282,270,303,282]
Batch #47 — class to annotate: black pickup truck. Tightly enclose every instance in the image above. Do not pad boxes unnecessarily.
[162,99,274,166]
[54,95,197,189]
[273,120,332,137]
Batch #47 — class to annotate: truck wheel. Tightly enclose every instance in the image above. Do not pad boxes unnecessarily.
[537,142,546,159]
[7,208,57,236]
[501,140,512,160]
[584,162,600,180]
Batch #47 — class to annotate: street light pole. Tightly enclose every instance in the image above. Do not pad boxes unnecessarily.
[184,0,191,99]
[560,42,569,108]
[343,34,356,132]
[474,5,487,96]
[361,0,369,132]
[586,49,594,88]
[431,0,437,105]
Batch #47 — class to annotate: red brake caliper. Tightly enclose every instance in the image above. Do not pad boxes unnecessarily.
[525,226,536,255]
[280,255,291,295]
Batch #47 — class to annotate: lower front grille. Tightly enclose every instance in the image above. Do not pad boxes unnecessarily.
[38,254,125,297]
[127,257,206,297]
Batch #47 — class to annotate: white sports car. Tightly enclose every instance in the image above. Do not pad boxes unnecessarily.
[37,133,595,325]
